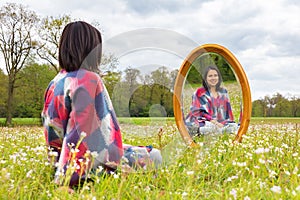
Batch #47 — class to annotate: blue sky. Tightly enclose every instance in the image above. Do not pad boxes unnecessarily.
[1,0,300,100]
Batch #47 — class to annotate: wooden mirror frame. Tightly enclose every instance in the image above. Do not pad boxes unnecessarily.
[173,44,251,146]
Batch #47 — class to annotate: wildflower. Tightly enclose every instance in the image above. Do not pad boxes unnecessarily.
[259,181,266,188]
[237,162,247,167]
[259,158,266,164]
[182,192,188,197]
[267,159,273,164]
[230,188,237,199]
[246,152,253,159]
[292,152,298,157]
[254,147,269,154]
[1,168,10,180]
[6,172,11,180]
[68,143,75,147]
[46,190,52,198]
[285,171,291,176]
[269,170,277,178]
[186,171,194,175]
[9,154,17,163]
[113,173,119,179]
[225,175,238,182]
[144,186,151,192]
[74,163,81,170]
[54,162,60,168]
[82,185,90,191]
[270,186,281,194]
[91,151,98,158]
[293,166,299,174]
[26,170,33,178]
[80,132,87,138]
[71,148,80,153]
[48,151,58,157]
[97,165,104,172]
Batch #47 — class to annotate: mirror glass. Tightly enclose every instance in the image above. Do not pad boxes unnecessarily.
[182,53,242,142]
[173,44,251,146]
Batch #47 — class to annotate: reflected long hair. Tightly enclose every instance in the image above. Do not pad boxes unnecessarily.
[202,65,223,91]
[58,21,102,72]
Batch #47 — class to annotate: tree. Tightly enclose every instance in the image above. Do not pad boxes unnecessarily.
[99,53,120,97]
[186,65,202,84]
[37,16,118,74]
[14,63,56,118]
[0,69,7,117]
[188,53,236,84]
[272,94,289,117]
[36,15,71,72]
[150,66,171,105]
[0,3,38,125]
[290,96,300,117]
[100,53,119,77]
[169,69,178,91]
[251,93,300,117]
[252,99,267,117]
[119,66,175,117]
[123,67,141,116]
[102,71,121,97]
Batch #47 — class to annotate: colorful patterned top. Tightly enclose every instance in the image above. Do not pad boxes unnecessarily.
[42,69,123,186]
[185,87,234,127]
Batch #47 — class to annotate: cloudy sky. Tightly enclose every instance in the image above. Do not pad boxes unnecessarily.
[1,0,300,100]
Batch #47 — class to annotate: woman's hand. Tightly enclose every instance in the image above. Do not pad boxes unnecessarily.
[211,120,224,128]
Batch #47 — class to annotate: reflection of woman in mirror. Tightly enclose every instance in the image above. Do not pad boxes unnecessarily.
[185,65,238,135]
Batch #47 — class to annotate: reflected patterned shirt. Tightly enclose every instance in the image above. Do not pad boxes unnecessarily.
[42,69,123,186]
[185,87,234,127]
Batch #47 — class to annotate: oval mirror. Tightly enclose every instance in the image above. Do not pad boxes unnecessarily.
[173,44,251,146]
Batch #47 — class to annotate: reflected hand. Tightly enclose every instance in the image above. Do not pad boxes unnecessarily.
[211,120,224,128]
[216,122,224,128]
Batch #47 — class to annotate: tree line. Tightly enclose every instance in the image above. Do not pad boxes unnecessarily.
[252,93,300,117]
[0,64,176,119]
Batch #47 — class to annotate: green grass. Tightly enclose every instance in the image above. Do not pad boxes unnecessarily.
[0,118,42,126]
[118,117,175,125]
[1,117,299,126]
[0,117,176,127]
[1,118,300,199]
[251,117,300,124]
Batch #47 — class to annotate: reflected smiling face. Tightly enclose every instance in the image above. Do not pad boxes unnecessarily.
[206,69,219,88]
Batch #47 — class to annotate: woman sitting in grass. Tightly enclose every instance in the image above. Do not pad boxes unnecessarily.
[41,21,162,188]
[185,65,238,136]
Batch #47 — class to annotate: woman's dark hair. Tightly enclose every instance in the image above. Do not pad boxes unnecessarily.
[202,65,223,91]
[58,21,102,72]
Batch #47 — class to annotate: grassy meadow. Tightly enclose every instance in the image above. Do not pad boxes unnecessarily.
[0,117,300,199]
